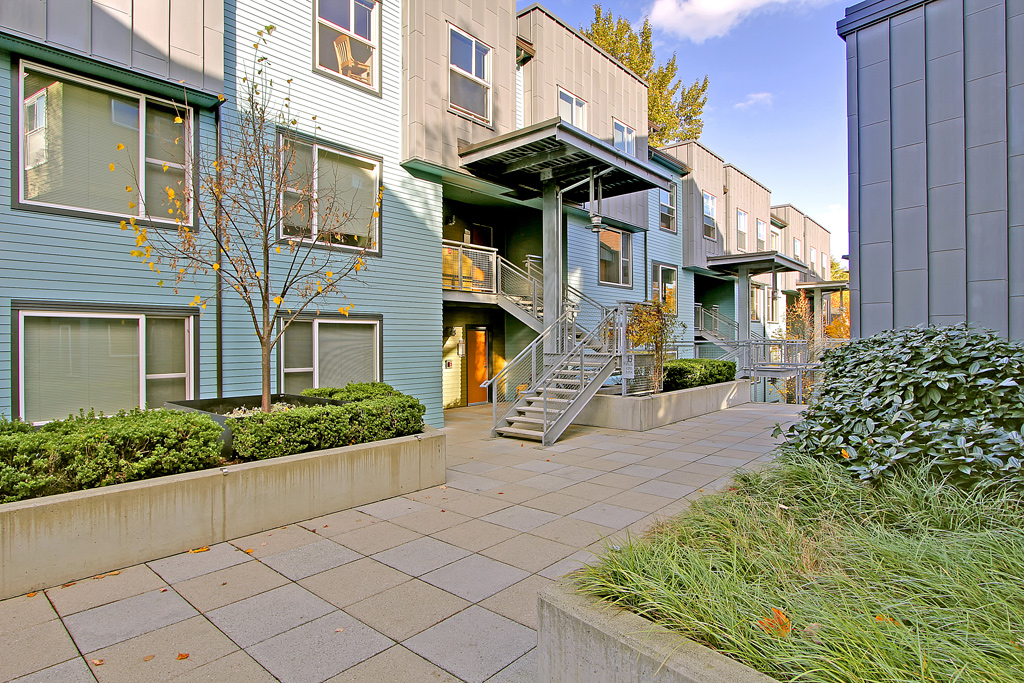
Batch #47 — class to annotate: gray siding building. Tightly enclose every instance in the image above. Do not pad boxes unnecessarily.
[838,0,1023,339]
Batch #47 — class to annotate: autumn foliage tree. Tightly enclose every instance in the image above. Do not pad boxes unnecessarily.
[113,27,380,412]
[627,300,682,392]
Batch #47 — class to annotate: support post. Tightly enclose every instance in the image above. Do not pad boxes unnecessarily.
[542,180,562,351]
[813,287,823,342]
[737,266,751,341]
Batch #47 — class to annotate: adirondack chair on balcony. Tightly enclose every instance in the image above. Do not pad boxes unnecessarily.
[333,35,372,85]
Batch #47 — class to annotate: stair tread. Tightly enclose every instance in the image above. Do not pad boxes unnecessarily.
[507,416,556,425]
[496,427,544,440]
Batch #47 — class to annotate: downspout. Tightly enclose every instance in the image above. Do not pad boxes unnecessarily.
[214,101,225,399]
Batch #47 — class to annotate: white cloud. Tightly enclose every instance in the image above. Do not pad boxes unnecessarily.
[735,92,773,109]
[649,0,836,43]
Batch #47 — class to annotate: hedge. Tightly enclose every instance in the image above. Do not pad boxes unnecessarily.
[228,394,426,461]
[662,358,737,392]
[0,410,223,504]
[300,382,399,403]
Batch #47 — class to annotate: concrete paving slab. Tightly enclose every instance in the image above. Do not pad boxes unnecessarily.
[371,537,471,577]
[557,481,619,502]
[480,505,559,532]
[297,510,378,538]
[7,658,95,683]
[0,592,59,636]
[404,606,536,683]
[438,494,512,518]
[477,482,547,504]
[479,534,576,574]
[444,473,505,493]
[172,560,290,613]
[63,588,198,654]
[168,650,278,683]
[389,507,471,535]
[547,466,604,482]
[330,521,423,556]
[513,473,575,492]
[537,550,599,580]
[601,489,676,513]
[148,544,253,584]
[449,461,503,475]
[597,452,649,465]
[570,503,648,530]
[614,464,671,479]
[530,517,616,547]
[420,555,529,603]
[355,497,430,520]
[484,647,537,683]
[343,579,470,641]
[259,539,361,581]
[0,618,80,682]
[205,584,334,648]
[521,491,592,515]
[478,574,553,629]
[299,558,411,609]
[325,645,460,682]
[429,520,521,553]
[632,480,697,500]
[45,565,167,618]
[229,526,320,560]
[512,460,566,473]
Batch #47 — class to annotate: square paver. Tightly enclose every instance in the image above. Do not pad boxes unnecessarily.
[558,482,618,502]
[371,537,470,577]
[299,558,411,608]
[247,611,392,683]
[229,526,320,559]
[344,579,470,641]
[583,472,648,490]
[404,606,535,683]
[172,559,290,612]
[420,555,528,603]
[205,584,334,648]
[480,505,559,532]
[439,494,511,518]
[512,460,565,474]
[478,574,553,629]
[570,503,650,530]
[597,452,648,465]
[0,618,80,681]
[324,645,460,682]
[538,550,599,580]
[7,658,95,683]
[259,539,361,580]
[355,497,430,520]
[389,507,471,535]
[547,466,603,482]
[478,483,546,504]
[63,588,198,653]
[450,461,503,475]
[148,543,253,584]
[429,520,521,553]
[331,521,423,555]
[0,592,59,636]
[299,510,378,538]
[169,650,278,683]
[444,473,504,493]
[45,565,167,618]
[479,534,576,574]
[633,480,696,500]
[530,517,615,547]
[521,492,592,515]
[613,464,670,479]
[486,648,537,683]
[514,474,575,492]
[602,489,675,513]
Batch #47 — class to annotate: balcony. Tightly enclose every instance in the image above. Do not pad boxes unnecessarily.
[442,240,497,293]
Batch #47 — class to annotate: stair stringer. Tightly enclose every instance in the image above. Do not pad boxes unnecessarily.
[541,355,618,446]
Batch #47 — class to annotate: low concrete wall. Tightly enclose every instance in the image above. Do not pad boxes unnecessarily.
[573,380,751,431]
[538,580,779,683]
[0,429,445,599]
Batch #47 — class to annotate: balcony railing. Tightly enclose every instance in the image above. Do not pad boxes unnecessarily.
[442,240,497,293]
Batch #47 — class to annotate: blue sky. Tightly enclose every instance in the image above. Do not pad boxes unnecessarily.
[520,0,852,258]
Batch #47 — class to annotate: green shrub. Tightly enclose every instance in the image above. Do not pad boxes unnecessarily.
[777,323,1024,491]
[0,409,223,504]
[229,394,426,460]
[662,359,736,392]
[300,382,399,403]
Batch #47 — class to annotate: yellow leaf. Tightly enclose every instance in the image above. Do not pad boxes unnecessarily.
[157,280,164,287]
[166,187,175,199]
[244,548,254,554]
[275,246,281,254]
[255,270,262,277]
[179,268,185,274]
[326,271,333,279]
[273,296,282,306]
[212,263,219,271]
[174,116,183,124]
[193,295,201,302]
[129,202,136,209]
[143,655,155,662]
[126,185,133,192]
[109,163,115,172]
[26,592,37,598]
[163,164,169,172]
[120,221,128,231]
[90,659,104,666]
[116,143,125,151]
[201,303,206,310]
[187,546,209,553]
[217,93,225,102]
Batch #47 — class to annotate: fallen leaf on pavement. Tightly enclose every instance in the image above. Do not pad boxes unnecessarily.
[108,571,120,576]
[323,525,329,528]
[441,510,446,513]
[90,659,104,666]
[26,592,36,598]
[143,655,155,662]
[221,582,228,586]
[61,582,76,588]
[160,588,169,592]
[176,653,190,660]
[188,547,210,554]
[244,549,254,554]
[335,628,345,632]
[439,485,447,490]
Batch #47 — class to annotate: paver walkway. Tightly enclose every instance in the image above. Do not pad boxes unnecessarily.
[0,403,802,683]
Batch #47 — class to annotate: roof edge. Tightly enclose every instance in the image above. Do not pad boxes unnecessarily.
[837,0,928,37]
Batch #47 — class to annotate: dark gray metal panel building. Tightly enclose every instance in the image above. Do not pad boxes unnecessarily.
[838,0,1023,339]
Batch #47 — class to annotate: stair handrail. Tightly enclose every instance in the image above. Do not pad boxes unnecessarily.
[495,255,544,321]
[694,303,739,340]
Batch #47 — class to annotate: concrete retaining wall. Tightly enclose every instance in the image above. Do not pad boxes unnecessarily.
[538,580,779,683]
[573,380,751,431]
[0,429,445,599]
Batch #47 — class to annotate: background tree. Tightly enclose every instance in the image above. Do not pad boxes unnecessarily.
[583,4,710,144]
[826,257,851,338]
[626,300,683,392]
[113,26,380,412]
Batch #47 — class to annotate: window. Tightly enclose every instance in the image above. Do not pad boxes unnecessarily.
[281,319,379,393]
[702,191,717,239]
[598,228,631,286]
[19,63,191,222]
[770,229,780,251]
[767,289,778,323]
[279,135,380,251]
[651,263,678,315]
[613,119,635,155]
[18,311,193,424]
[558,88,586,130]
[822,252,830,275]
[316,0,378,88]
[736,209,748,251]
[756,219,767,251]
[810,247,818,273]
[449,25,491,123]
[794,237,803,261]
[659,186,676,232]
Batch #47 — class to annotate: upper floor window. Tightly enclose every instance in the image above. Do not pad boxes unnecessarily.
[756,219,767,251]
[770,229,780,251]
[613,119,634,155]
[316,0,378,89]
[702,191,717,239]
[822,252,830,275]
[659,186,676,232]
[810,247,818,273]
[19,62,190,223]
[449,25,491,124]
[279,135,380,252]
[598,227,631,286]
[558,88,586,130]
[736,209,748,251]
[652,263,678,315]
[794,237,803,261]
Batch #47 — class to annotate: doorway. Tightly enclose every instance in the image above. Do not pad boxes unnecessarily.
[466,327,489,405]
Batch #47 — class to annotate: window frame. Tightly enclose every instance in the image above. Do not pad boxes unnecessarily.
[794,237,803,261]
[597,226,632,288]
[278,133,382,254]
[659,184,676,233]
[756,219,767,251]
[736,209,748,252]
[702,191,717,240]
[279,316,382,391]
[770,228,781,252]
[651,261,679,316]
[17,309,195,424]
[313,0,381,93]
[448,24,492,125]
[16,60,193,226]
[557,87,587,130]
[612,118,635,156]
[810,246,818,273]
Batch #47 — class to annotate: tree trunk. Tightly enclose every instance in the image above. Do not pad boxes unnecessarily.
[261,339,272,413]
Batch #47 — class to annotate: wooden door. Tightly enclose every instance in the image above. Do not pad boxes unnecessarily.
[466,329,489,404]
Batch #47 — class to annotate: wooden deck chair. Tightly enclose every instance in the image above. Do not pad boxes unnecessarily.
[333,34,372,85]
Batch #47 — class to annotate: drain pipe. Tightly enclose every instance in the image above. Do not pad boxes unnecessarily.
[214,100,225,399]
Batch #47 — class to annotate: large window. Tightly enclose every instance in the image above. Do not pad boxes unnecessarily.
[651,263,678,315]
[659,186,676,232]
[736,209,748,251]
[598,228,631,286]
[19,311,193,424]
[558,88,586,130]
[279,135,379,252]
[449,25,491,124]
[19,63,191,222]
[702,191,717,239]
[316,0,378,88]
[613,119,635,155]
[756,219,767,251]
[281,319,379,393]
[794,237,803,261]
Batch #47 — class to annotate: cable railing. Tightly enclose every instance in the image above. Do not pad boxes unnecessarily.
[442,240,497,293]
[496,257,543,321]
[693,304,738,340]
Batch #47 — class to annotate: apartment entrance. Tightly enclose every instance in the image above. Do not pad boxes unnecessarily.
[466,327,489,405]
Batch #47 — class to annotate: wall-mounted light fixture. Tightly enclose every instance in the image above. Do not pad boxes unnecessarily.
[457,339,466,357]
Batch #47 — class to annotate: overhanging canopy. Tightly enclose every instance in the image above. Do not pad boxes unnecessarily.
[706,251,809,277]
[797,280,850,294]
[458,118,673,203]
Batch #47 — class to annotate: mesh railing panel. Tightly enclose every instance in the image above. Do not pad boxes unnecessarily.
[441,241,496,293]
[497,259,542,319]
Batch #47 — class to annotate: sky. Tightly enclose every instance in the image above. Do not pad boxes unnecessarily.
[518,0,852,258]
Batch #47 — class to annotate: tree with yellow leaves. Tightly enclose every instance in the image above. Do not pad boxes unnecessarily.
[112,27,380,412]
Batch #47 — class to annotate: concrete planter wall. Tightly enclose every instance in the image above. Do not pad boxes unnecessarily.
[538,581,779,683]
[0,429,445,600]
[573,380,751,431]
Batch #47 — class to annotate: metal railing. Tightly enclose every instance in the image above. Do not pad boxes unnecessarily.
[497,257,543,320]
[442,240,497,293]
[693,304,738,340]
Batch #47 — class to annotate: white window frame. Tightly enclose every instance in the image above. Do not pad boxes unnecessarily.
[702,191,717,239]
[18,61,192,225]
[770,228,781,251]
[794,237,803,261]
[822,252,830,275]
[280,318,381,390]
[736,209,748,252]
[448,24,492,125]
[17,310,194,424]
[23,88,47,169]
[598,227,631,287]
[659,185,676,233]
[810,246,818,273]
[612,118,635,155]
[652,262,678,315]
[314,0,379,90]
[756,219,767,250]
[767,289,779,323]
[558,87,587,130]
[278,134,381,254]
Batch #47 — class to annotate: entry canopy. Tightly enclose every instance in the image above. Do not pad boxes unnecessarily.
[458,117,674,203]
[706,251,809,277]
[797,280,850,294]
